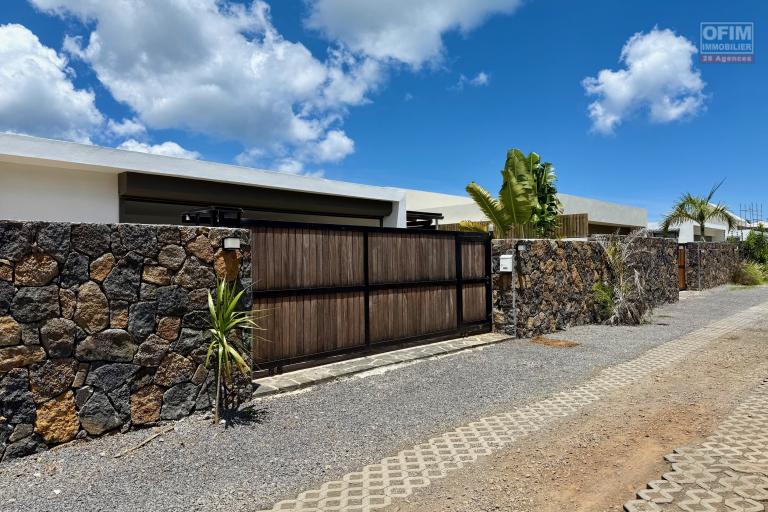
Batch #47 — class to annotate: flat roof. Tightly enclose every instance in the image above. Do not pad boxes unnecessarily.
[0,133,405,203]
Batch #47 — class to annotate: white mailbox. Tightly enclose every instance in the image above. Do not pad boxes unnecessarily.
[499,254,514,273]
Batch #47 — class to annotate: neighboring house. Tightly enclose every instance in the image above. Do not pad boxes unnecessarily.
[404,189,648,237]
[0,133,406,228]
[647,209,757,242]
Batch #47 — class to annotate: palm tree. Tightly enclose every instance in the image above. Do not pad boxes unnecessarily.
[465,148,560,238]
[660,181,737,240]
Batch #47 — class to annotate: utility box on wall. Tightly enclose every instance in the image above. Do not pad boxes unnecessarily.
[499,254,514,273]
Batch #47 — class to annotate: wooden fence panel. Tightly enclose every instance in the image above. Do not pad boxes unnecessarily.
[462,283,487,323]
[368,232,455,283]
[461,242,486,279]
[252,293,365,364]
[251,226,364,290]
[369,286,456,342]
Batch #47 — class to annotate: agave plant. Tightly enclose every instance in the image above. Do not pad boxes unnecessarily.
[660,181,737,240]
[206,279,262,424]
[465,149,561,238]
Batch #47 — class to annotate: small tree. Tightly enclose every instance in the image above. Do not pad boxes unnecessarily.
[742,225,768,263]
[206,279,262,424]
[465,148,561,238]
[660,181,737,240]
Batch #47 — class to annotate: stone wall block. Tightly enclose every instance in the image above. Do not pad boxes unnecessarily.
[103,252,143,301]
[90,254,115,282]
[71,224,111,258]
[73,282,109,333]
[60,252,89,288]
[0,222,36,262]
[116,225,158,257]
[161,382,198,420]
[175,257,216,290]
[127,302,157,341]
[154,353,194,387]
[155,285,189,316]
[158,245,186,271]
[36,223,71,263]
[0,346,47,372]
[34,391,79,444]
[11,285,60,323]
[130,384,163,425]
[75,329,137,362]
[78,391,122,435]
[0,316,21,347]
[14,253,58,286]
[29,359,77,403]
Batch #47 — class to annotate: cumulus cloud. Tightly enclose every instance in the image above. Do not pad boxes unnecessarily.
[106,118,146,138]
[452,71,490,90]
[0,23,103,143]
[29,0,379,171]
[582,28,706,134]
[117,139,201,159]
[305,0,522,67]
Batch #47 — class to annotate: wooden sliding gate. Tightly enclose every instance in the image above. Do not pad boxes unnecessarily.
[249,221,492,368]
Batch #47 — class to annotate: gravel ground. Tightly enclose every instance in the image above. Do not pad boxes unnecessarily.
[2,285,767,512]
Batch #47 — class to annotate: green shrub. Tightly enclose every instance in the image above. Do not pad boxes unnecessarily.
[592,282,615,320]
[742,228,768,264]
[732,261,765,286]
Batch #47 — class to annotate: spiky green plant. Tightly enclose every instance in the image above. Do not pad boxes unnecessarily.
[206,279,262,424]
[660,181,737,240]
[594,229,654,325]
[466,148,561,238]
[733,261,765,286]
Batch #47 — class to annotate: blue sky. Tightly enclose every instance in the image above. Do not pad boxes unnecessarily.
[0,1,765,220]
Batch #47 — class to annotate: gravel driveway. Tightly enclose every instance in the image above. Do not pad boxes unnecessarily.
[2,285,767,512]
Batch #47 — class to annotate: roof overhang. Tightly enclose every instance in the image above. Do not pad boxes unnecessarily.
[0,133,405,204]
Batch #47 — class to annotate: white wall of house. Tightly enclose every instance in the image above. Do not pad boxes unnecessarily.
[0,133,407,227]
[648,220,728,242]
[403,189,647,228]
[0,162,119,223]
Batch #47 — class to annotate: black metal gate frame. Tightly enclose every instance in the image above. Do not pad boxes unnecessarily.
[244,219,493,368]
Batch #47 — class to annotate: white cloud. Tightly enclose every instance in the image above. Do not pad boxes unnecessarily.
[0,23,103,143]
[234,129,352,174]
[470,71,490,86]
[30,0,380,171]
[305,0,522,67]
[106,118,146,138]
[582,27,706,134]
[117,139,201,159]
[452,71,490,90]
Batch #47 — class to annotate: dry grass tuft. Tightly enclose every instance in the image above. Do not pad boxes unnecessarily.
[531,336,580,348]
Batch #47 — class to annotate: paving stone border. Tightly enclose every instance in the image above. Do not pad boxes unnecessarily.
[624,378,768,511]
[0,220,251,461]
[256,302,768,512]
[252,332,510,397]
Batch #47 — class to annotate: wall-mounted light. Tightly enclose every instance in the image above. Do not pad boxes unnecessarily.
[223,237,241,250]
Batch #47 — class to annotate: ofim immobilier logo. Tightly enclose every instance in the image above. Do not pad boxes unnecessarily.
[700,22,754,63]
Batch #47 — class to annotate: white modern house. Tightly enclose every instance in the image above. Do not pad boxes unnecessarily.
[404,189,648,236]
[648,211,759,243]
[0,133,649,234]
[0,133,406,228]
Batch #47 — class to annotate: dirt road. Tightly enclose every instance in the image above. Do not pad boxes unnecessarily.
[387,320,768,512]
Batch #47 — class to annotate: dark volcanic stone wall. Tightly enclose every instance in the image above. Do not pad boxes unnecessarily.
[684,242,740,290]
[492,238,678,338]
[0,221,250,461]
